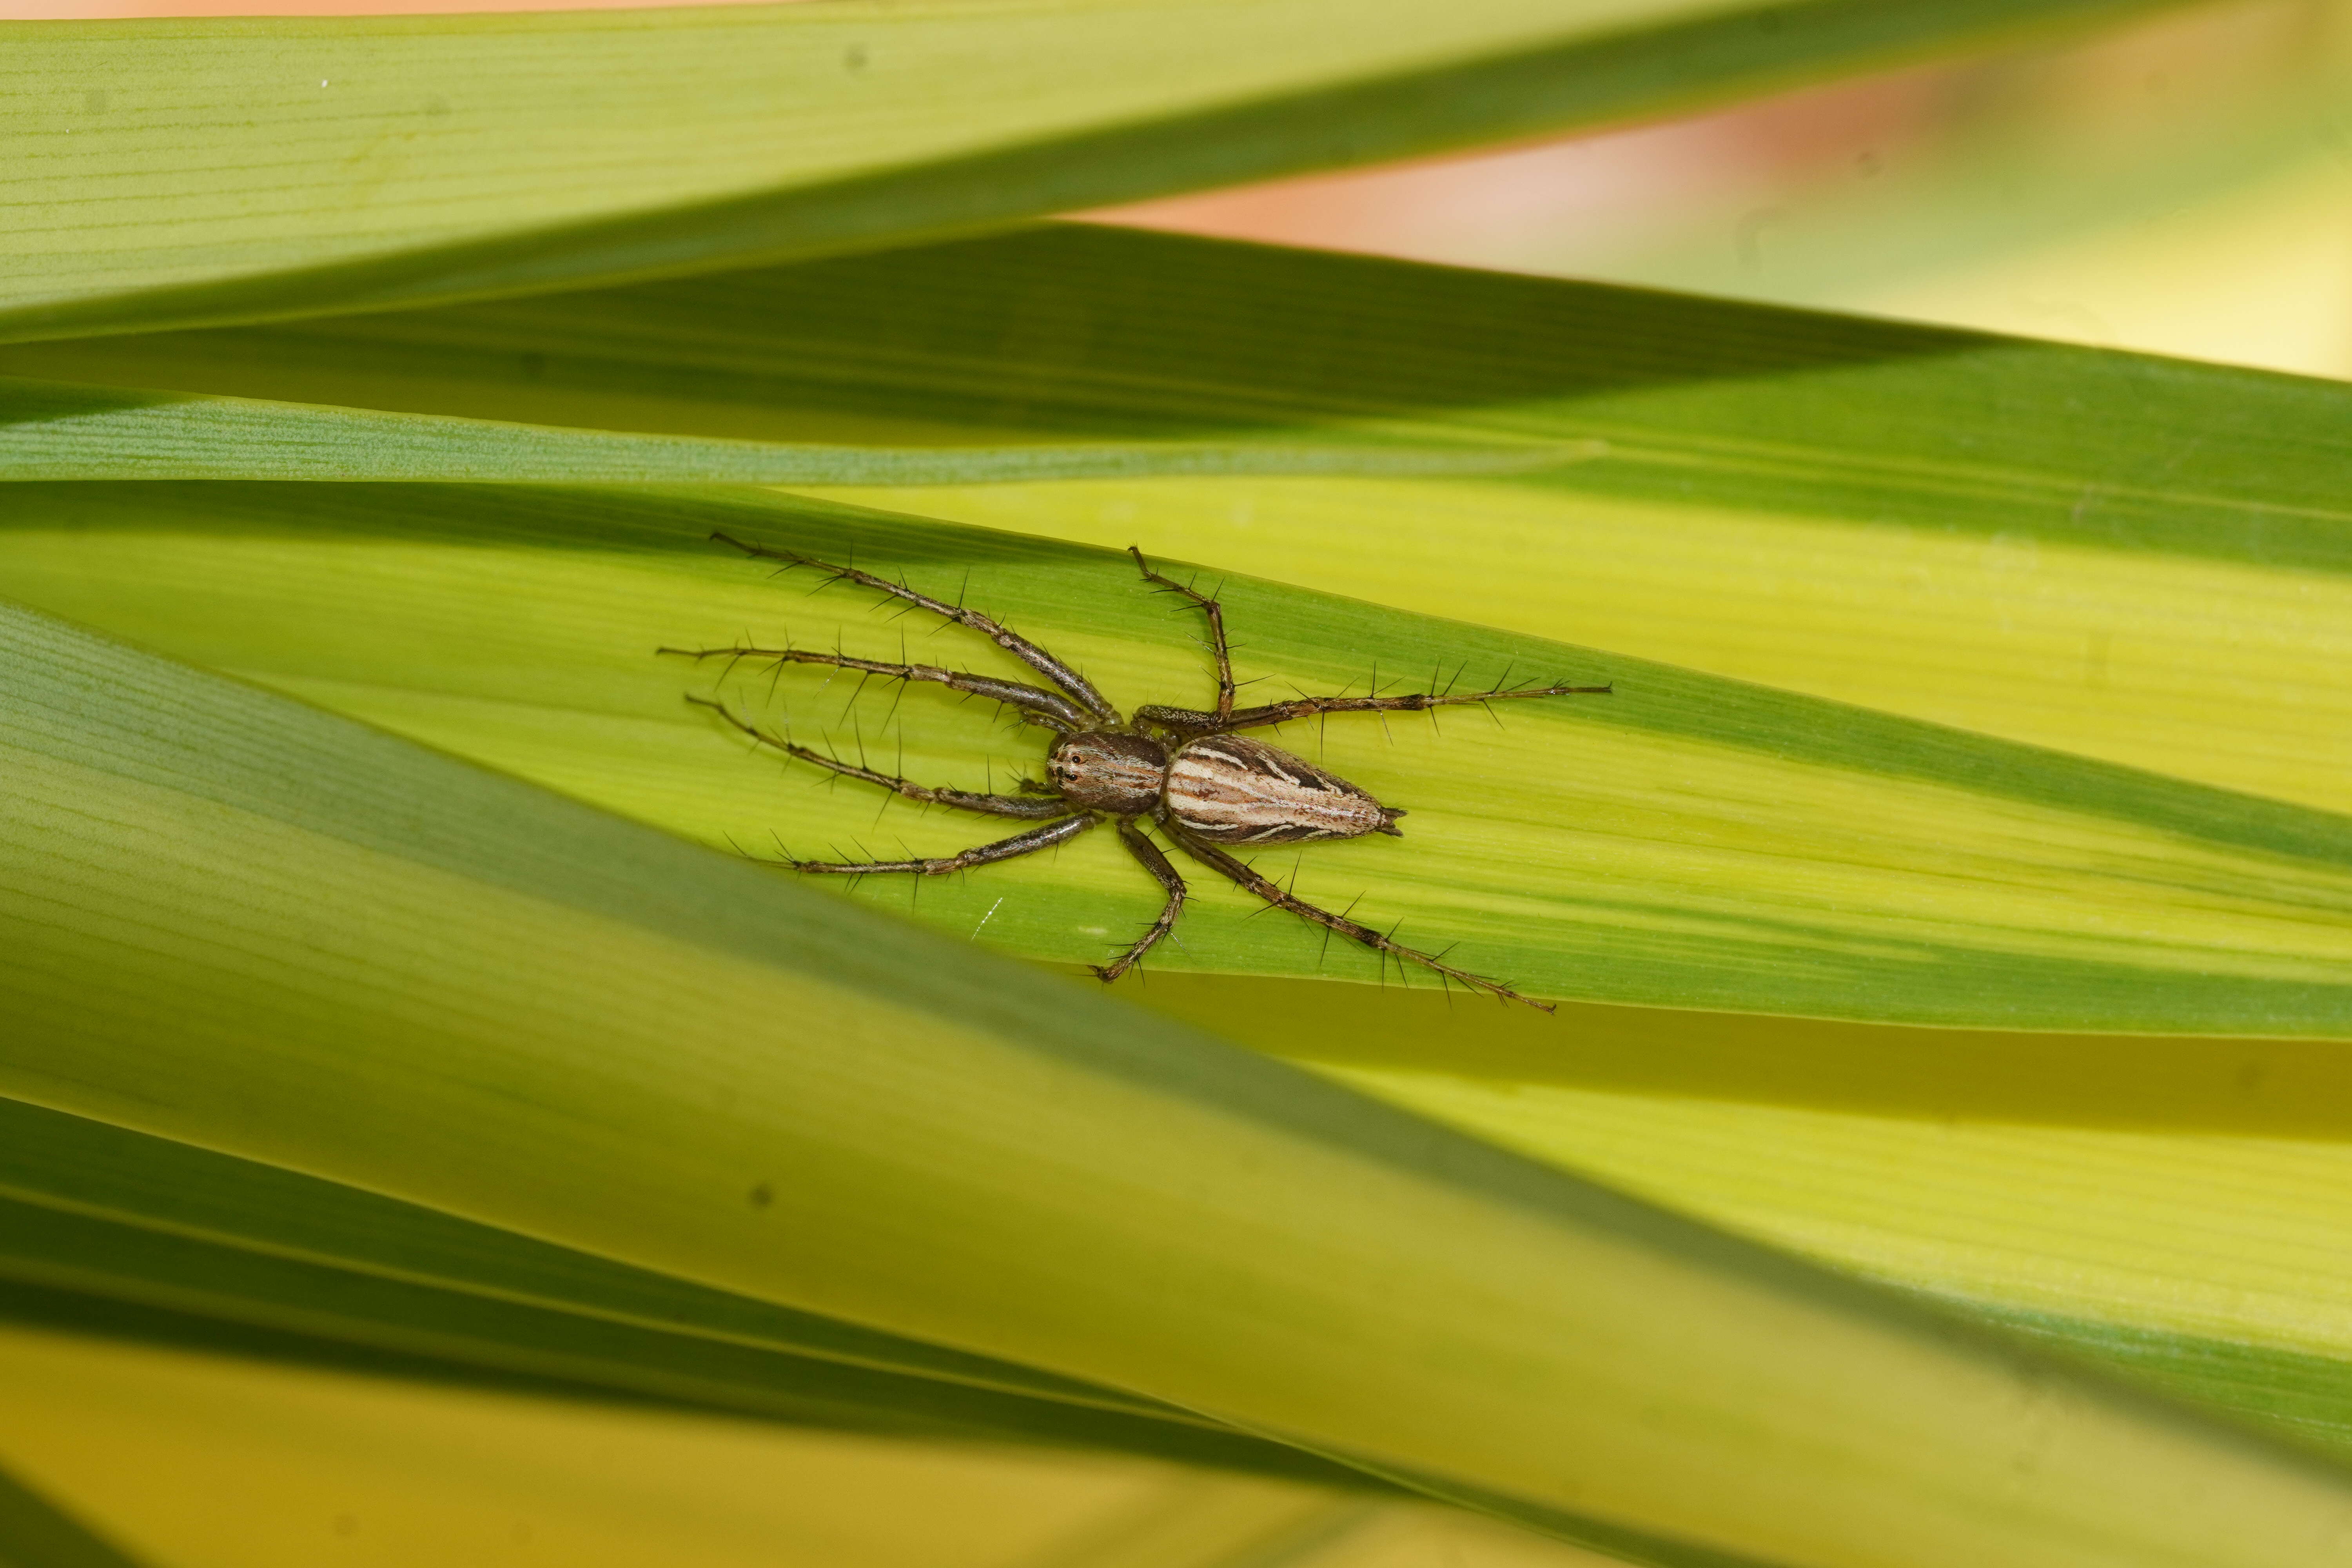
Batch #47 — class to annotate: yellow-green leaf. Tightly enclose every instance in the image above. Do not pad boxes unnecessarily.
[7,479,2350,1032]
[0,1093,1382,1487]
[11,597,2352,1567]
[0,1453,145,1568]
[0,1320,1612,1568]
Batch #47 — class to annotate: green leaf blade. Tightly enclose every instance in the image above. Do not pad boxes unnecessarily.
[6,479,2352,1032]
[2,0,2192,342]
[0,375,1575,483]
[16,225,2349,823]
[13,597,2352,1566]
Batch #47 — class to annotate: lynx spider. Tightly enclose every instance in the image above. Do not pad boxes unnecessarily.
[664,533,1609,1011]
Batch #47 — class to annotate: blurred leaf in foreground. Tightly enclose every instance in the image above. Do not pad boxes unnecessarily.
[0,1450,145,1568]
[0,1317,1614,1568]
[0,0,2186,342]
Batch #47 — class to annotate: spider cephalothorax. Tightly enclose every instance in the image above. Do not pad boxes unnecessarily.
[664,533,1608,1010]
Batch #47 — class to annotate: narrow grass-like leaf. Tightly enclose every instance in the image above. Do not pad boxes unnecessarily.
[0,1096,1136,1412]
[0,1263,1355,1487]
[21,985,2352,1488]
[0,1284,1706,1568]
[19,225,2342,815]
[0,1457,147,1568]
[0,1096,1395,1488]
[1131,971,2352,1468]
[0,376,1577,483]
[0,0,2190,342]
[12,597,2352,1566]
[6,479,2352,1032]
[0,1322,1606,1568]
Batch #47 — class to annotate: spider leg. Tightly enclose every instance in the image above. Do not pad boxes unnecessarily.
[1127,546,1234,720]
[661,641,1088,733]
[687,696,1069,819]
[778,813,1096,876]
[708,533,1120,726]
[1136,678,1609,737]
[1093,817,1188,984]
[1162,818,1553,1012]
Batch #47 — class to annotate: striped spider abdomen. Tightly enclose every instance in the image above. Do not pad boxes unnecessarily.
[1165,734,1403,844]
